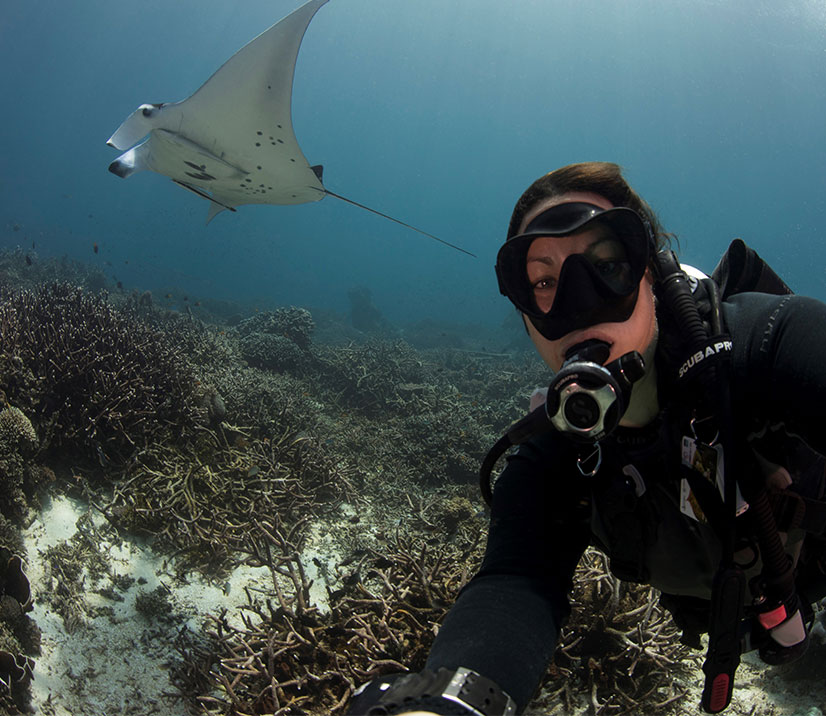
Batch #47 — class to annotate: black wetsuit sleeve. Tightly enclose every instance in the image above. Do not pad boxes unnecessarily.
[724,293,826,453]
[424,432,591,712]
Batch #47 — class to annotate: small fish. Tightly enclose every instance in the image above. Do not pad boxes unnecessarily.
[93,242,99,254]
[94,441,109,466]
[116,281,123,290]
[165,293,172,299]
[246,466,260,478]
[25,255,32,266]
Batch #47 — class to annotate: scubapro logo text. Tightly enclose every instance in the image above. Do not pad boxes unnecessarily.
[678,340,733,379]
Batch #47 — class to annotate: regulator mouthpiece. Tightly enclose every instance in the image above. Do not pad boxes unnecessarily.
[546,341,645,442]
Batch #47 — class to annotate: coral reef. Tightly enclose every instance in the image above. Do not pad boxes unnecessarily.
[0,282,201,464]
[0,265,751,715]
[174,519,484,715]
[0,406,38,456]
[239,333,306,373]
[313,339,428,418]
[537,548,700,714]
[0,403,48,519]
[237,307,315,350]
[0,546,37,714]
[0,247,113,296]
[105,421,356,575]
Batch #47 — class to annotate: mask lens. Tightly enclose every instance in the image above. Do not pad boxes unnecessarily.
[587,236,633,294]
[526,227,632,313]
[495,203,651,340]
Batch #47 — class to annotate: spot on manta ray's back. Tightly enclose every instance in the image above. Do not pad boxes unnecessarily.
[106,0,330,224]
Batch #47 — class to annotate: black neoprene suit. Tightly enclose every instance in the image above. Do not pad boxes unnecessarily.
[422,292,826,713]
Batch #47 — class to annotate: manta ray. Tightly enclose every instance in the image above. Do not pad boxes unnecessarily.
[107,0,473,256]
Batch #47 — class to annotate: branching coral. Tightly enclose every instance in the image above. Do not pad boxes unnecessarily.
[122,298,239,372]
[208,365,323,450]
[0,282,201,464]
[313,339,428,418]
[535,548,700,715]
[180,520,484,716]
[106,423,356,575]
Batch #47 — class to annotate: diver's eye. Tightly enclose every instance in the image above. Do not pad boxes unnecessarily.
[595,260,622,276]
[532,277,557,290]
[594,259,633,292]
[531,276,557,313]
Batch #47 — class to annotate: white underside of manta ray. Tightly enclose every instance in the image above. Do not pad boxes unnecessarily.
[106,0,474,256]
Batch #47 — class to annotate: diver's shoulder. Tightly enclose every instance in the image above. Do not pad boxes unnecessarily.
[722,291,824,317]
[722,292,826,348]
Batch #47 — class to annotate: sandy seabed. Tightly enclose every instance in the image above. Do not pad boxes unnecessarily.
[19,495,826,716]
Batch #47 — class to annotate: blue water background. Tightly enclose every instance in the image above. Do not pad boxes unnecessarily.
[1,0,825,327]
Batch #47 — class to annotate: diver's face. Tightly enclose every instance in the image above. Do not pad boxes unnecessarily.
[520,192,657,372]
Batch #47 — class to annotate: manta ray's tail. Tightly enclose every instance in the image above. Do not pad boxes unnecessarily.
[323,189,476,258]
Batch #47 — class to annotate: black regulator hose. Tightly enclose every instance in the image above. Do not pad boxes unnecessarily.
[746,489,795,596]
[479,405,551,506]
[654,251,709,353]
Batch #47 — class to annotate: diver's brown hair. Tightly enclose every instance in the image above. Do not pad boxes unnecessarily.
[506,162,674,255]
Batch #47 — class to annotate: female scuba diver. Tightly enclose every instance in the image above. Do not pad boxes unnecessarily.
[349,162,826,716]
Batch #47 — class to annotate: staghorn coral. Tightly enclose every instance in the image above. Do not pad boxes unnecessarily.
[170,516,694,715]
[313,339,428,418]
[535,548,700,715]
[176,519,484,716]
[0,282,200,464]
[106,421,356,576]
[119,296,240,371]
[210,364,321,442]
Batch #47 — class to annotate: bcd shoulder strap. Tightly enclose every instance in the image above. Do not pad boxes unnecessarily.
[711,238,793,301]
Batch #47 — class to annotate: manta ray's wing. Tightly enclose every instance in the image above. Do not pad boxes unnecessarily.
[107,0,328,221]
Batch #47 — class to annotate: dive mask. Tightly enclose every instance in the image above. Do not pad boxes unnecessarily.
[495,202,653,340]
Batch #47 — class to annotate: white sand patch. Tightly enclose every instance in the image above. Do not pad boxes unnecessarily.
[22,495,272,715]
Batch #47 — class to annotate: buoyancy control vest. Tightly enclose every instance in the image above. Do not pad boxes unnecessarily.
[480,238,826,714]
[589,241,826,713]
